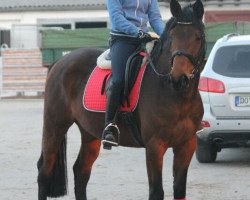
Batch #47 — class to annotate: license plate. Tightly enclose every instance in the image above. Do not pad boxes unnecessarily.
[235,96,250,107]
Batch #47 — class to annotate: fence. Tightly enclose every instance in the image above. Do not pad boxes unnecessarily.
[0,49,47,98]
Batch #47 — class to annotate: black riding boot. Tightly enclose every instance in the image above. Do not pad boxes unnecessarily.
[102,81,122,150]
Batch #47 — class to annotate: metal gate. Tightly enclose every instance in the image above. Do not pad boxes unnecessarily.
[0,48,47,98]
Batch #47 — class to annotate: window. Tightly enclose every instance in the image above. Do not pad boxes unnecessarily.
[42,24,71,29]
[75,22,107,29]
[213,45,250,78]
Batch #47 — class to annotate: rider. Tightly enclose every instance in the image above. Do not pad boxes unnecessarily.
[102,0,165,149]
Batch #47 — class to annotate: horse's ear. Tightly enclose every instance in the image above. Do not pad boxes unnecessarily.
[170,0,182,18]
[193,0,204,20]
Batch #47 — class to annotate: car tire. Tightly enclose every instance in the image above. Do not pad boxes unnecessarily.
[196,137,217,163]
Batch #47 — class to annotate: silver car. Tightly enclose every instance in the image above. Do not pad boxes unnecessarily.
[196,33,250,163]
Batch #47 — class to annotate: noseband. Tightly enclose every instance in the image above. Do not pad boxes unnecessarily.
[171,50,200,79]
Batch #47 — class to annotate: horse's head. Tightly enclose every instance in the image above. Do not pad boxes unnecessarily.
[165,0,206,91]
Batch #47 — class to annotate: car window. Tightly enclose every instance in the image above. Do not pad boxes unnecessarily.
[212,45,250,78]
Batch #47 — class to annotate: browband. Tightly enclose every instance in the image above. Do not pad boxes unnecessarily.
[177,21,193,25]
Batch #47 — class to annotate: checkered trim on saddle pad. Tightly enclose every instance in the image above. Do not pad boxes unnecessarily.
[83,65,147,112]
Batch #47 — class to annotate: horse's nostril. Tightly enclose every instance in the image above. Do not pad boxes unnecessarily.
[180,75,189,85]
[170,74,190,91]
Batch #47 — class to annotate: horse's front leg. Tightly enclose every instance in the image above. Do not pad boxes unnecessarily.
[172,136,196,200]
[146,138,168,200]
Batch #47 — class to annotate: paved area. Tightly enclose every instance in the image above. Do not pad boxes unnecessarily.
[0,99,249,200]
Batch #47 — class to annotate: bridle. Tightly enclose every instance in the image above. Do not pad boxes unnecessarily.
[169,20,206,80]
[146,19,206,81]
[171,50,200,79]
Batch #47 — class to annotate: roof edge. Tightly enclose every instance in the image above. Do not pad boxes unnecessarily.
[0,5,106,12]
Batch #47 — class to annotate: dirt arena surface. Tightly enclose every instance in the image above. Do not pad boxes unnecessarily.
[0,99,249,200]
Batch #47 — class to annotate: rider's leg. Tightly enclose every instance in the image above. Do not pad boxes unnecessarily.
[102,36,140,149]
[102,80,123,148]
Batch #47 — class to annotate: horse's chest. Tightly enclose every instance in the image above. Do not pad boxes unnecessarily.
[174,117,195,133]
[163,113,201,145]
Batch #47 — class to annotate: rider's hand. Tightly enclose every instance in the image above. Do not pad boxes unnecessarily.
[137,30,152,43]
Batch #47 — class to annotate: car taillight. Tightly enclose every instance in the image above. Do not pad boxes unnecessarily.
[198,77,225,93]
[202,121,210,128]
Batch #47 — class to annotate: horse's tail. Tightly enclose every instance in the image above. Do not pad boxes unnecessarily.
[37,135,68,198]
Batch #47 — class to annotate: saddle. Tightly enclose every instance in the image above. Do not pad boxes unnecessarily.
[97,38,158,106]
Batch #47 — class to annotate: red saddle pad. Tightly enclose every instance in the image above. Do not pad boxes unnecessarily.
[83,65,146,112]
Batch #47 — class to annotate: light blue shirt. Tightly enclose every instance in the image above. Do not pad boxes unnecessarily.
[106,0,165,37]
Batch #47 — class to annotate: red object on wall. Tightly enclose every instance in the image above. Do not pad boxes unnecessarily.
[204,10,250,23]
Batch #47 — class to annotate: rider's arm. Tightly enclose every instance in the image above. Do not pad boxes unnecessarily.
[106,0,139,36]
[148,0,165,36]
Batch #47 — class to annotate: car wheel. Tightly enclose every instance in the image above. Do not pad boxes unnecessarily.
[196,137,217,163]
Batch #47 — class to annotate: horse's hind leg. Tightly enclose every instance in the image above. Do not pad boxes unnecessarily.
[146,138,168,200]
[37,103,74,200]
[172,136,196,200]
[73,126,101,200]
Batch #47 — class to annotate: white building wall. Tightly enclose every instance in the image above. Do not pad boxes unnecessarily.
[0,10,110,29]
[0,3,249,30]
[0,10,112,48]
[0,57,2,98]
[0,3,249,48]
[0,7,172,30]
[159,4,172,21]
[0,6,171,49]
[11,25,38,49]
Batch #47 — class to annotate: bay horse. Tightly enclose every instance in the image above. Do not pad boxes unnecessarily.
[37,0,206,199]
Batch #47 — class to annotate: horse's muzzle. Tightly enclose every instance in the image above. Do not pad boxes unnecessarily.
[170,74,190,91]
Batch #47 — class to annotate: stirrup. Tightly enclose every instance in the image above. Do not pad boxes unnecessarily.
[102,123,120,150]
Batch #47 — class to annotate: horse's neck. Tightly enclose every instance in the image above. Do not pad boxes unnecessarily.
[155,49,172,74]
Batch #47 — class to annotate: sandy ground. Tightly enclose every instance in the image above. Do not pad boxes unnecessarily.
[0,99,250,200]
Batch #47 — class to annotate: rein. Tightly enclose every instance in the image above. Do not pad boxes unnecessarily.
[143,39,171,78]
